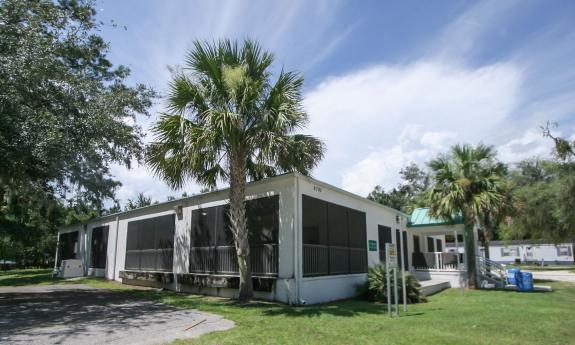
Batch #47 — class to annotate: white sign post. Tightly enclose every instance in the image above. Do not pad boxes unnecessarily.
[385,243,398,318]
[399,230,407,312]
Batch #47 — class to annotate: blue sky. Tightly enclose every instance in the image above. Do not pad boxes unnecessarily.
[95,0,575,203]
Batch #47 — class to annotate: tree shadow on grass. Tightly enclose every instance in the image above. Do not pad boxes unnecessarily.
[257,299,398,318]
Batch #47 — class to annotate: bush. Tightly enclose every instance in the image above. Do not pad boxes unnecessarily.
[357,263,426,303]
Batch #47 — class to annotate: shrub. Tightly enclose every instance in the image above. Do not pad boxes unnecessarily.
[357,263,425,303]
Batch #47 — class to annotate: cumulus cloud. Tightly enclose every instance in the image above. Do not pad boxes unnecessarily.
[304,60,522,195]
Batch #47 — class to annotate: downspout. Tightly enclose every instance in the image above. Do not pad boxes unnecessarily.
[112,215,120,281]
[294,175,301,304]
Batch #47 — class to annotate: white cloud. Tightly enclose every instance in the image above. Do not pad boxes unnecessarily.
[305,60,522,195]
[101,0,575,204]
[497,129,555,163]
[110,162,202,206]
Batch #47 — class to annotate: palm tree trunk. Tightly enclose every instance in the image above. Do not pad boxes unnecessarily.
[463,221,477,288]
[228,148,253,301]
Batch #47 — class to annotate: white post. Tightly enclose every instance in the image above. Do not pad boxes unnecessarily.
[386,258,392,318]
[400,229,407,312]
[454,230,460,269]
[394,266,399,316]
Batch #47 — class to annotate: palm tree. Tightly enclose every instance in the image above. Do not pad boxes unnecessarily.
[428,144,505,288]
[146,39,325,300]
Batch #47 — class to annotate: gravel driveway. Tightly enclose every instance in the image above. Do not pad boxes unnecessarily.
[0,284,234,345]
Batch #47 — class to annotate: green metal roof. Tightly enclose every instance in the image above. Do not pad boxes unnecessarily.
[407,207,464,228]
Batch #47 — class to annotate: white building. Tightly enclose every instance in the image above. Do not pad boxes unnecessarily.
[447,240,574,265]
[55,173,411,305]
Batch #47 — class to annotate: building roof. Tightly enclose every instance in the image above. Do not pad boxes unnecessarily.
[407,207,464,228]
[62,172,408,229]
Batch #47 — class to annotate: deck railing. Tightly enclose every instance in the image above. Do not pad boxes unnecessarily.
[189,244,278,276]
[303,244,367,276]
[413,252,462,271]
[476,255,507,287]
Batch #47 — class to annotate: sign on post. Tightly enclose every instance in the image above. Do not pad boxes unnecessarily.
[387,244,398,268]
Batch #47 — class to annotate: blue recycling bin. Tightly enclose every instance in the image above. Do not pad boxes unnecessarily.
[516,272,534,292]
[507,268,521,285]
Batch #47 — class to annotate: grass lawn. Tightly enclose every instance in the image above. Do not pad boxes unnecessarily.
[2,270,575,345]
[506,264,575,272]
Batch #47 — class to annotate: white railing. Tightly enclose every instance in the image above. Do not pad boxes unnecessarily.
[413,252,462,271]
[189,244,278,276]
[476,256,507,288]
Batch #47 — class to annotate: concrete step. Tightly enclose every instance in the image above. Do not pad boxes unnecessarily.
[418,280,451,296]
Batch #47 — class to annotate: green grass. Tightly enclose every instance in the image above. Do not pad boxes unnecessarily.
[0,269,67,286]
[506,264,575,272]
[2,269,575,345]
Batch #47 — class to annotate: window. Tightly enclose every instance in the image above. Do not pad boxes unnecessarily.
[378,226,392,263]
[90,226,109,269]
[435,238,443,252]
[125,214,175,272]
[501,247,519,257]
[189,195,279,276]
[302,195,367,276]
[59,231,79,264]
[427,237,435,252]
[557,246,572,256]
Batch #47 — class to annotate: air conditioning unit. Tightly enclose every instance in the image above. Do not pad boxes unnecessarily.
[59,259,84,278]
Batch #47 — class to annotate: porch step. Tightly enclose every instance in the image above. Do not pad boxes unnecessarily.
[418,279,451,296]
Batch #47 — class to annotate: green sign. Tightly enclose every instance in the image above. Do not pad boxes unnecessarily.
[368,240,377,251]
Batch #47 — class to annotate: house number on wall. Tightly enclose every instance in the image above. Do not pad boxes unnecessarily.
[313,186,322,192]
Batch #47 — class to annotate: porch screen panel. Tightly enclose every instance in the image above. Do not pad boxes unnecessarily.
[303,195,368,276]
[90,226,109,269]
[124,214,175,272]
[247,196,279,275]
[156,215,175,271]
[139,219,157,270]
[189,195,279,276]
[328,203,349,274]
[215,205,237,274]
[378,226,392,263]
[190,207,217,273]
[302,195,329,276]
[348,210,367,273]
[125,223,140,270]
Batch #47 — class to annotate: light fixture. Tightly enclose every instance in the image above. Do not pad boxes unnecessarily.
[174,204,183,220]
